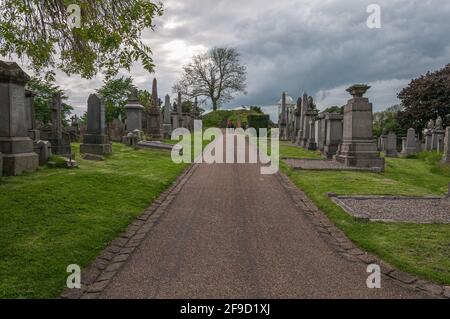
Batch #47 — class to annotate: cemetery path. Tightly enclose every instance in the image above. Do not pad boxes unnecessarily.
[100,135,427,299]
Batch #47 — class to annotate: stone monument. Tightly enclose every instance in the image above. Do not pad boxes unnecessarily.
[401,128,417,156]
[442,127,450,164]
[124,88,144,133]
[334,84,384,170]
[432,116,445,152]
[323,113,343,159]
[0,61,39,176]
[146,78,163,140]
[279,92,287,140]
[80,94,112,155]
[385,132,398,157]
[163,94,172,137]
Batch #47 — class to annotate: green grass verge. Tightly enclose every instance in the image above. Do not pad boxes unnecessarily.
[280,143,450,285]
[0,143,188,298]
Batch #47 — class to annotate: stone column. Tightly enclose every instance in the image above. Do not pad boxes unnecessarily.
[124,88,144,132]
[442,127,450,164]
[425,131,433,151]
[280,92,287,140]
[334,84,384,170]
[401,128,417,156]
[0,61,38,176]
[172,102,179,130]
[80,94,112,155]
[432,130,445,152]
[324,113,343,159]
[293,97,302,143]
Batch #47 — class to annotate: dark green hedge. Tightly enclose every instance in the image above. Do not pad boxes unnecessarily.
[247,114,270,133]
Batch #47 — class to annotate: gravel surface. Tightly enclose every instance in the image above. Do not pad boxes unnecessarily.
[334,197,450,223]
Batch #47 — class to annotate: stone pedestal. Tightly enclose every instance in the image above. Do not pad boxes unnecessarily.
[401,128,417,156]
[163,94,172,138]
[324,113,343,159]
[334,85,384,171]
[80,94,112,156]
[0,61,39,176]
[425,132,433,151]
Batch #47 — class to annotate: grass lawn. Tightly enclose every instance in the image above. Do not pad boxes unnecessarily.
[0,143,189,298]
[279,141,450,285]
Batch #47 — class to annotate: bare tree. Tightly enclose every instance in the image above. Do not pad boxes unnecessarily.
[174,47,247,111]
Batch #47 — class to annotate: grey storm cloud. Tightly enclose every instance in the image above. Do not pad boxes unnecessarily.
[16,0,450,116]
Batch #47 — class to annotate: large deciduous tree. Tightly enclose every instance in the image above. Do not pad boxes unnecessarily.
[398,64,450,133]
[96,76,134,122]
[0,0,163,78]
[174,47,247,111]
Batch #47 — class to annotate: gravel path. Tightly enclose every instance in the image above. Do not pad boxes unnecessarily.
[100,135,427,299]
[334,197,450,223]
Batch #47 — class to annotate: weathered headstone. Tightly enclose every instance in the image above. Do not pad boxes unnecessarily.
[306,119,317,150]
[146,78,163,140]
[163,94,172,137]
[25,90,40,141]
[0,61,39,176]
[172,101,179,130]
[385,132,398,157]
[432,116,445,152]
[124,88,144,133]
[324,113,343,159]
[34,140,52,165]
[178,92,184,128]
[401,128,417,156]
[80,94,112,155]
[109,118,125,142]
[425,120,434,151]
[335,85,384,170]
[293,97,302,143]
[442,127,450,164]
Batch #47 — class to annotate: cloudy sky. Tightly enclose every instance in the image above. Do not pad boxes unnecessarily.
[14,0,450,120]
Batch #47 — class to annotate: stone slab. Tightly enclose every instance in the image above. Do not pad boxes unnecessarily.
[80,143,112,156]
[2,152,39,176]
[283,158,382,172]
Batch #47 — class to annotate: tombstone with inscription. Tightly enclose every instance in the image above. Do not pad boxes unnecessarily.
[0,61,39,176]
[334,85,384,170]
[306,119,317,150]
[432,116,445,152]
[425,120,434,151]
[80,94,112,155]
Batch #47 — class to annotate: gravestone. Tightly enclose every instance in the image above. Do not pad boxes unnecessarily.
[0,61,39,176]
[163,94,172,137]
[306,120,317,150]
[191,96,201,120]
[385,132,398,157]
[324,113,343,159]
[80,94,112,155]
[424,120,434,151]
[432,116,445,152]
[293,97,302,143]
[335,85,384,170]
[34,140,52,165]
[280,92,287,140]
[400,128,417,156]
[177,92,184,128]
[443,127,450,164]
[299,94,314,147]
[109,118,125,142]
[147,78,163,140]
[124,88,144,133]
[25,90,40,141]
[172,101,179,130]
